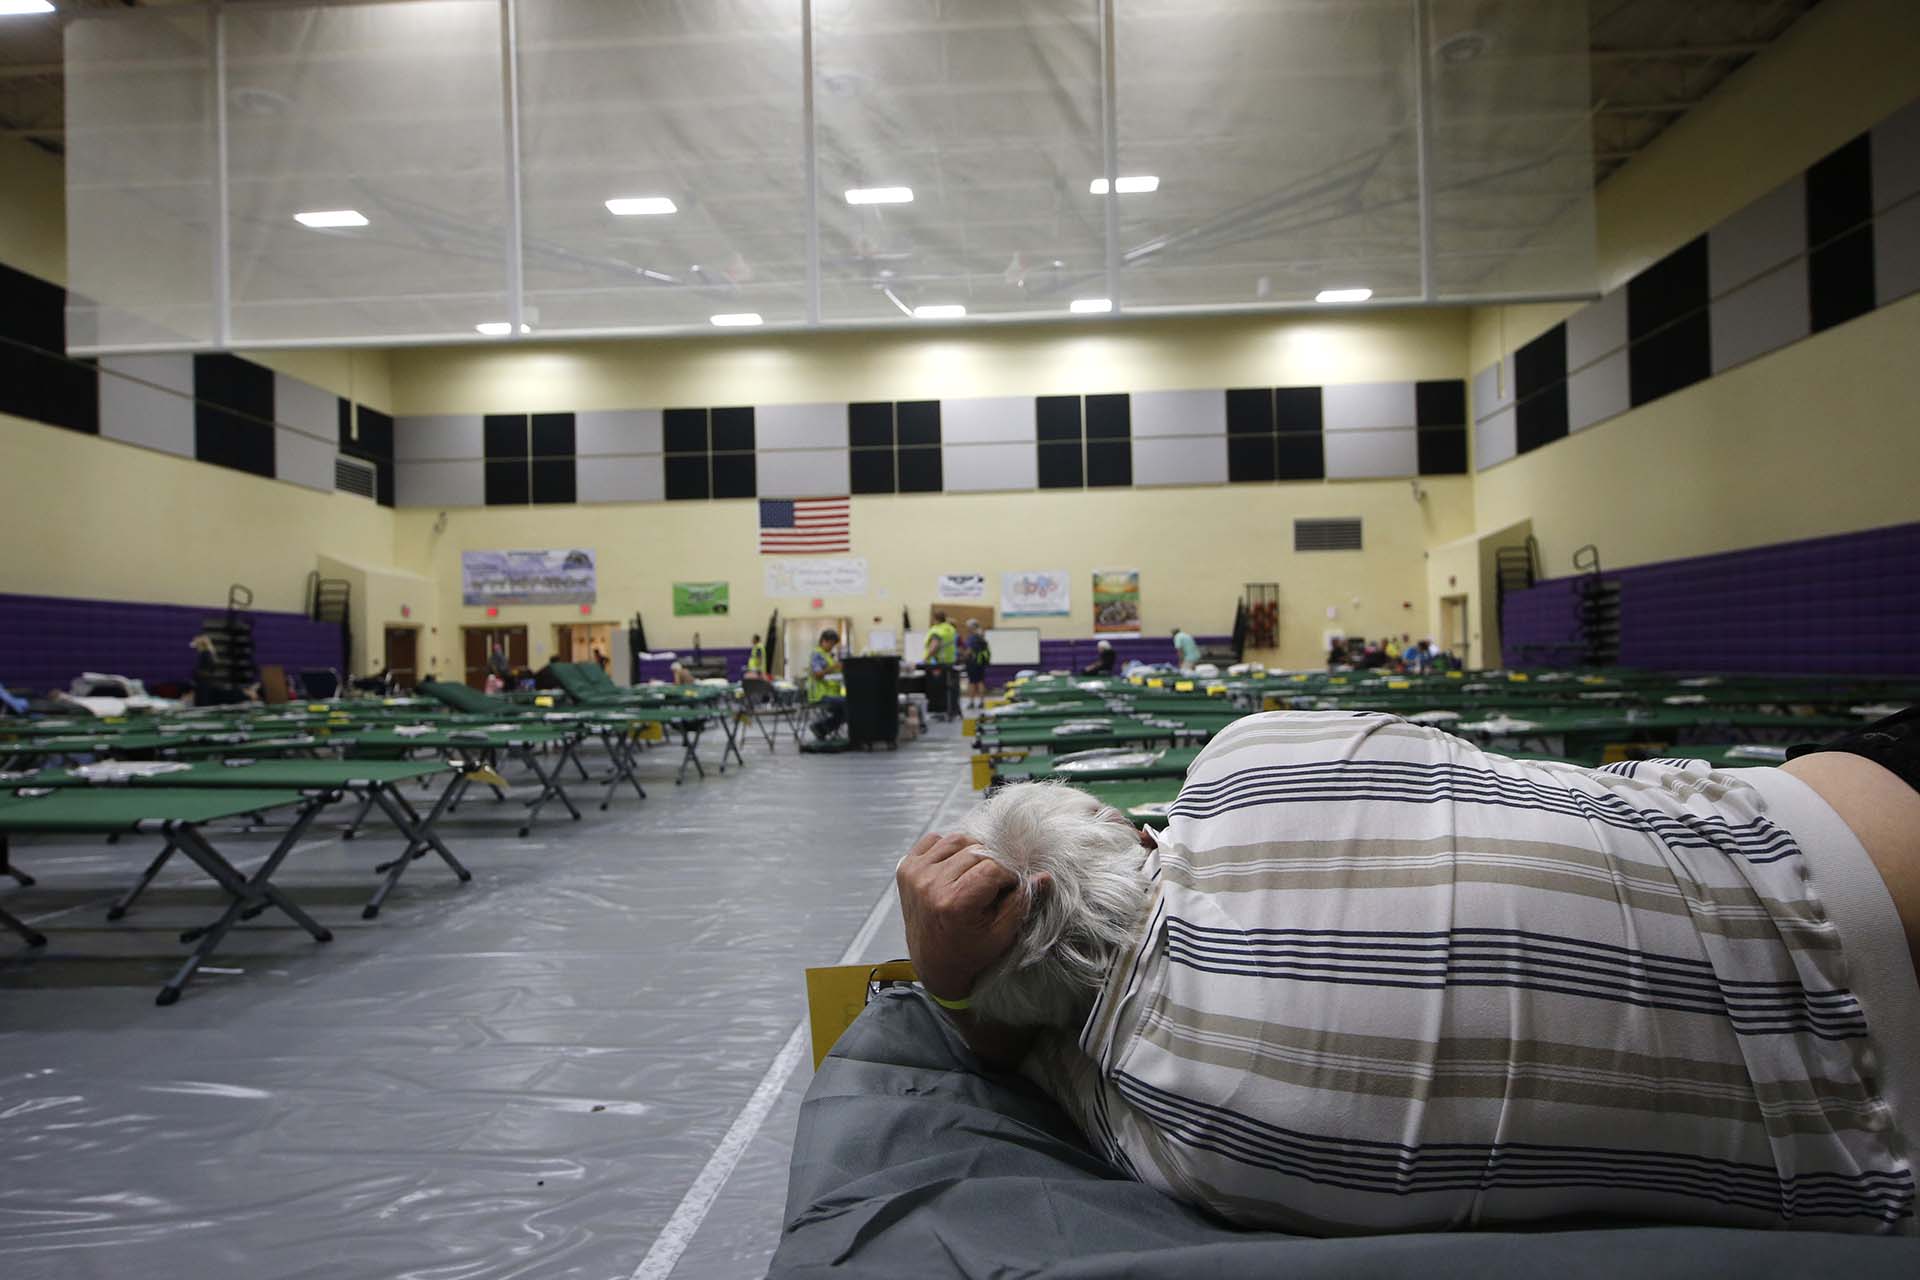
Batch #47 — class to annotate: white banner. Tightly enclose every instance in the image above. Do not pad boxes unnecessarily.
[461,548,596,605]
[763,557,870,598]
[935,572,987,600]
[1001,569,1072,617]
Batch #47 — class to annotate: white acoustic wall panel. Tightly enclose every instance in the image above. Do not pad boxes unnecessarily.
[1129,389,1226,438]
[757,449,850,498]
[97,354,195,458]
[1708,175,1806,298]
[1471,357,1514,421]
[755,402,849,450]
[1132,435,1227,485]
[938,397,1036,445]
[1711,262,1811,374]
[940,443,1037,493]
[1872,96,1920,213]
[394,415,484,461]
[1324,428,1417,479]
[1475,406,1517,470]
[1877,197,1920,306]
[1568,349,1630,432]
[273,372,337,441]
[1323,381,1416,431]
[575,409,663,456]
[275,426,335,492]
[1565,288,1627,371]
[578,455,665,504]
[394,459,484,507]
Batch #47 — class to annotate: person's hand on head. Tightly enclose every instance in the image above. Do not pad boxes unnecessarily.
[895,832,1048,1003]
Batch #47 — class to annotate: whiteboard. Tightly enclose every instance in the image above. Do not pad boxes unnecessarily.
[903,626,1041,666]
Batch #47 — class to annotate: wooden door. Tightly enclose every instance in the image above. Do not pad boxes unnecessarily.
[463,628,492,689]
[384,627,418,690]
[1441,595,1470,668]
[504,626,529,673]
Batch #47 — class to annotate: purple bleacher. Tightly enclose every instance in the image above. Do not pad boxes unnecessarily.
[634,635,1230,688]
[0,592,346,695]
[1500,521,1919,675]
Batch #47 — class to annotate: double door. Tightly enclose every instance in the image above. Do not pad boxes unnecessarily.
[463,625,529,689]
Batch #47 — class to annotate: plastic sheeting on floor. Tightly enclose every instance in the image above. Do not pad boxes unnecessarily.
[0,733,973,1279]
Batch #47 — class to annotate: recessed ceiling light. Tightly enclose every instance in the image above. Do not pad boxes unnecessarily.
[845,186,914,205]
[605,196,677,216]
[710,313,763,327]
[1070,298,1113,314]
[475,321,530,336]
[1315,287,1373,303]
[293,209,368,228]
[912,304,966,319]
[1089,176,1159,195]
[0,2,56,15]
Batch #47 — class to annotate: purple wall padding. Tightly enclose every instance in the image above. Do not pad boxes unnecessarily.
[1500,522,1920,675]
[635,635,1231,686]
[0,593,346,695]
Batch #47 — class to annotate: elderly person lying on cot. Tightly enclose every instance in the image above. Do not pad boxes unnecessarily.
[896,709,1920,1236]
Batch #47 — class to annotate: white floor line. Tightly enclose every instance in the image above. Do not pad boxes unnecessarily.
[630,767,971,1280]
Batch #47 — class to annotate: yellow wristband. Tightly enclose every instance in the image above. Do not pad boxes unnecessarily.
[928,990,972,1011]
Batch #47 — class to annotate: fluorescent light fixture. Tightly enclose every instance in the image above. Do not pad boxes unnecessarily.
[1070,298,1113,314]
[0,2,56,15]
[1089,175,1159,195]
[912,304,966,320]
[293,209,368,229]
[709,313,763,327]
[605,196,677,216]
[475,321,531,336]
[844,186,914,205]
[1314,287,1373,303]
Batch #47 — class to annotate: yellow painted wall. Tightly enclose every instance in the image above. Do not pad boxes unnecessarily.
[1424,519,1531,671]
[2,417,396,617]
[395,478,1475,677]
[1465,0,1920,578]
[315,555,441,680]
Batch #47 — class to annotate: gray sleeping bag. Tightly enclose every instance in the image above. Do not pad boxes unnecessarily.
[771,988,1920,1278]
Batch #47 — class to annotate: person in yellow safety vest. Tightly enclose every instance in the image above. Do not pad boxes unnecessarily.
[746,633,767,678]
[808,628,846,739]
[924,611,959,721]
[961,618,992,711]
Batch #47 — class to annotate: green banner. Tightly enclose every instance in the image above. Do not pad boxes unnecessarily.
[673,581,731,616]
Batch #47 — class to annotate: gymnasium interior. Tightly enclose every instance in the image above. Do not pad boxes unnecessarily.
[1,1,1918,1276]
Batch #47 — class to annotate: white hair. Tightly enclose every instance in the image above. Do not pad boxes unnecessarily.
[954,782,1153,1028]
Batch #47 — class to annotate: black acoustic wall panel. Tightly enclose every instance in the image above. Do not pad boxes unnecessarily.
[1276,433,1325,481]
[848,401,894,448]
[1085,441,1131,487]
[664,454,710,501]
[1036,395,1082,441]
[850,446,895,494]
[1273,386,1323,431]
[1513,325,1567,400]
[1083,393,1130,440]
[1629,309,1712,407]
[1515,382,1569,454]
[1038,442,1084,488]
[710,406,755,453]
[193,353,274,477]
[1227,434,1276,483]
[1809,226,1876,333]
[1418,428,1469,476]
[1627,236,1709,339]
[896,445,942,493]
[530,412,575,457]
[484,413,529,459]
[0,263,96,435]
[485,459,530,505]
[896,400,941,446]
[1225,387,1274,436]
[1414,379,1467,427]
[663,408,708,454]
[530,458,575,505]
[711,452,757,499]
[1805,132,1872,248]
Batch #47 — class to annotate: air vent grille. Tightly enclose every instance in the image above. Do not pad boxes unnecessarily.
[1294,517,1363,552]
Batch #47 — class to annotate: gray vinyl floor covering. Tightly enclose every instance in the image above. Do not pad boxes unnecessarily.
[0,724,973,1280]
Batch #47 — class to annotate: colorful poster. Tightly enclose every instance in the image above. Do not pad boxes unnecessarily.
[1092,569,1141,633]
[1001,569,1071,617]
[936,572,987,600]
[673,581,731,616]
[763,557,870,598]
[461,549,596,605]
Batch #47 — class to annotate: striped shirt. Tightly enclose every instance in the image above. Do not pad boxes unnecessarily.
[1028,711,1915,1235]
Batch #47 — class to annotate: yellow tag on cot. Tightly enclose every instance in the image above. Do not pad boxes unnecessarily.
[1388,680,1410,689]
[1147,678,1165,689]
[535,695,554,707]
[1175,681,1195,692]
[1447,671,1464,679]
[1509,673,1530,682]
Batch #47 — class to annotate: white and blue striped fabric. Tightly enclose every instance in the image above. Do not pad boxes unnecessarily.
[1031,712,1915,1236]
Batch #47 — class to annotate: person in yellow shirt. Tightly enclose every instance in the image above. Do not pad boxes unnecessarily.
[746,633,767,678]
[924,611,959,720]
[808,629,846,739]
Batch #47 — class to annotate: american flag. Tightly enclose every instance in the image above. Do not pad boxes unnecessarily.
[759,497,851,554]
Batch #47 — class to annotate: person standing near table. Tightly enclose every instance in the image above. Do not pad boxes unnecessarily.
[961,619,991,711]
[1171,626,1201,672]
[808,629,846,739]
[925,611,959,720]
[746,633,768,679]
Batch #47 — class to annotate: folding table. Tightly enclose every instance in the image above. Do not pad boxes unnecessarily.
[0,786,333,1004]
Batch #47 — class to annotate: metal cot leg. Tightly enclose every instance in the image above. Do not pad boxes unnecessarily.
[362,778,471,919]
